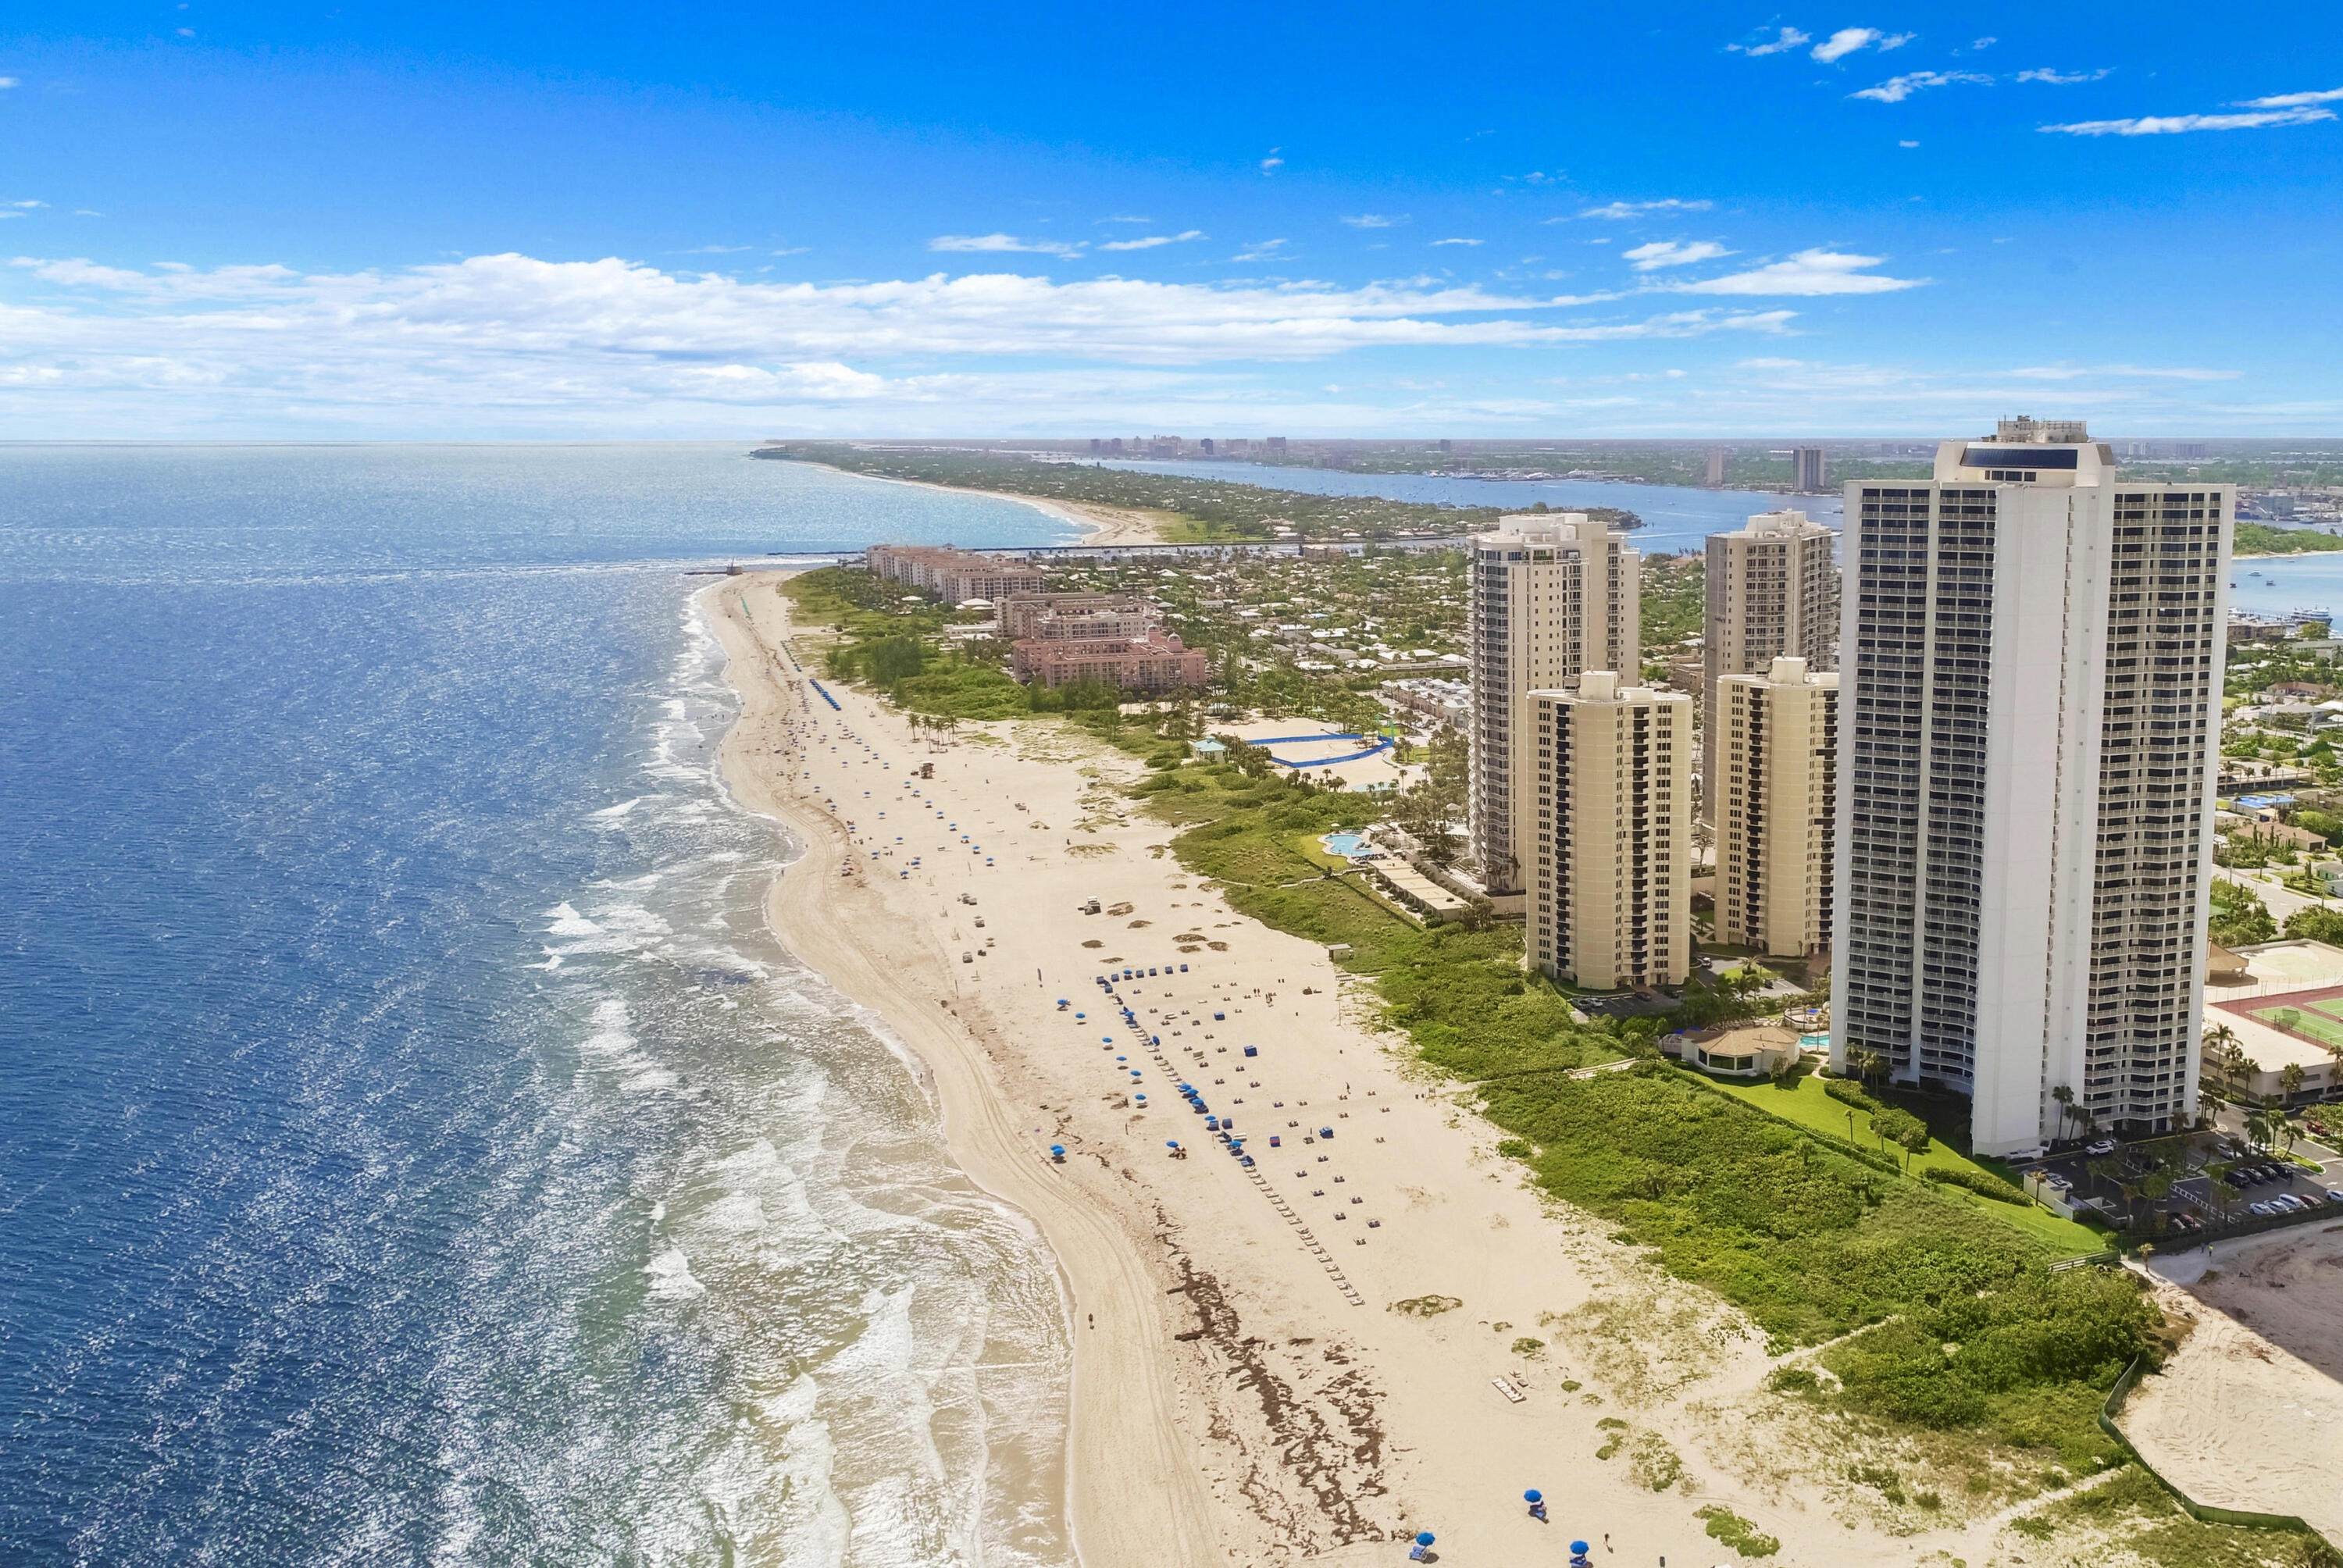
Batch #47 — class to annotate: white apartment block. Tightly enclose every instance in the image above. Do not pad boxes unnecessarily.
[1703,509,1838,821]
[1831,419,2231,1155]
[1717,656,1838,959]
[1467,513,1641,896]
[1528,672,1691,990]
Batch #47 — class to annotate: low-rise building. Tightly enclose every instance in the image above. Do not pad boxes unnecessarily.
[1000,591,1159,641]
[867,544,1051,603]
[1012,632,1208,693]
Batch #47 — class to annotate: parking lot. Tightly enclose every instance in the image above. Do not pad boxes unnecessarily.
[2020,1130,2343,1242]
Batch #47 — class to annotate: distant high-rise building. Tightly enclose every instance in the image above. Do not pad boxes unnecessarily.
[1794,446,1828,493]
[1526,672,1691,989]
[1717,657,1837,958]
[1831,418,2232,1153]
[1149,435,1182,458]
[1438,438,1453,453]
[1467,513,1641,896]
[1107,437,1125,454]
[1089,438,1104,454]
[1200,437,1216,456]
[1704,447,1728,487]
[1703,509,1838,821]
[1266,437,1288,457]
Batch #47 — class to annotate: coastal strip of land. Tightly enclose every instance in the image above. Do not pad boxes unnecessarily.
[698,573,1928,1568]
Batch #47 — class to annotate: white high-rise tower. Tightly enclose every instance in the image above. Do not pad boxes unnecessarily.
[1467,513,1640,897]
[1831,419,2232,1154]
[1703,508,1838,821]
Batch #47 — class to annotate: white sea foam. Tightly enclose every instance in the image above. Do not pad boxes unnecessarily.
[543,902,600,937]
[587,796,643,821]
[643,1247,705,1302]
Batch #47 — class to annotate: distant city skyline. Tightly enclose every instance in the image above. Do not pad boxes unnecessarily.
[0,1,2338,437]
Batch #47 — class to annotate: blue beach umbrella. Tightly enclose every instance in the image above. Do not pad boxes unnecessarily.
[1525,1490,1542,1502]
[1415,1532,1434,1547]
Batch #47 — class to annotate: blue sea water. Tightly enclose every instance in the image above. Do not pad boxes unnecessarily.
[0,445,1082,1567]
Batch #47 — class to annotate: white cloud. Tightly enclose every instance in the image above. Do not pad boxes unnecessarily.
[11,200,47,209]
[2241,87,2343,109]
[1899,139,1920,148]
[1813,27,1884,62]
[1730,27,1809,55]
[1260,149,1284,173]
[1574,198,1714,220]
[1671,248,1924,295]
[1851,70,1992,103]
[1231,239,1289,262]
[928,233,1086,257]
[1430,237,1483,247]
[1341,214,1401,228]
[1622,239,1734,271]
[2042,106,2336,136]
[1099,215,1153,224]
[1970,36,1996,49]
[2004,363,2239,383]
[2017,67,2113,85]
[1098,230,1204,252]
[0,77,18,88]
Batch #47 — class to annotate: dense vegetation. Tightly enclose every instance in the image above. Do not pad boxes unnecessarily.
[2235,521,2343,555]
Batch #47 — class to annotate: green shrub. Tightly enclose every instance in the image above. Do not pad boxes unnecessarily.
[1924,1167,2035,1206]
[1870,1107,1932,1155]
[1826,1078,1881,1113]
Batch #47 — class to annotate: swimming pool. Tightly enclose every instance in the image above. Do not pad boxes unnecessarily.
[1322,832,1368,857]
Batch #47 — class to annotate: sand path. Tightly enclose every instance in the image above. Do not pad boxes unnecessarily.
[701,574,1925,1568]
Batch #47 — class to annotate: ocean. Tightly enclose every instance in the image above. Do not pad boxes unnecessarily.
[0,446,1079,1567]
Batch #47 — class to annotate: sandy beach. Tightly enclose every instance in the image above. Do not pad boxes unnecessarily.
[778,459,1174,545]
[697,572,2216,1568]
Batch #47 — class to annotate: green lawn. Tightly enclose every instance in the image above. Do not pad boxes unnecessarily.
[1700,1070,2106,1255]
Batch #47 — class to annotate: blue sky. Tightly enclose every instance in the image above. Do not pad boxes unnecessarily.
[2,1,2339,437]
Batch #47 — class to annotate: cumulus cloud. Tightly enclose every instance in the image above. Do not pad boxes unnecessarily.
[1812,27,1913,62]
[0,247,1799,433]
[1098,230,1204,251]
[1231,239,1289,262]
[928,233,1086,257]
[1730,27,1809,55]
[1574,198,1714,220]
[1670,248,1924,295]
[1622,240,1734,271]
[2017,67,2113,85]
[1852,70,1992,103]
[2042,106,2335,136]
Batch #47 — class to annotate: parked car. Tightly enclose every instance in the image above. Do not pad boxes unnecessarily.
[2084,1138,2117,1156]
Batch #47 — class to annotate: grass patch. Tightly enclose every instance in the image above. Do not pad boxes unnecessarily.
[2020,1464,2339,1568]
[1697,1505,1781,1559]
[1703,1071,2103,1254]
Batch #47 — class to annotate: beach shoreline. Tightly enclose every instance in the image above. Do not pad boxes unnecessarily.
[759,455,1173,545]
[693,572,2044,1568]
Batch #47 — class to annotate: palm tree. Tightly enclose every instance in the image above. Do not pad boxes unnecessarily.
[2281,1061,2306,1107]
[2051,1083,2075,1145]
[2202,1022,2242,1102]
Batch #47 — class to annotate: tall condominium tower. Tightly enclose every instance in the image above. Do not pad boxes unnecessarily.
[1703,508,1838,821]
[1795,446,1828,494]
[1717,656,1838,959]
[1831,419,2232,1154]
[1467,513,1642,896]
[1526,672,1691,989]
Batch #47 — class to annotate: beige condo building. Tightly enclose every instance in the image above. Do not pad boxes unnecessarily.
[1527,672,1690,990]
[1703,508,1837,821]
[1717,656,1838,959]
[1467,513,1641,896]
